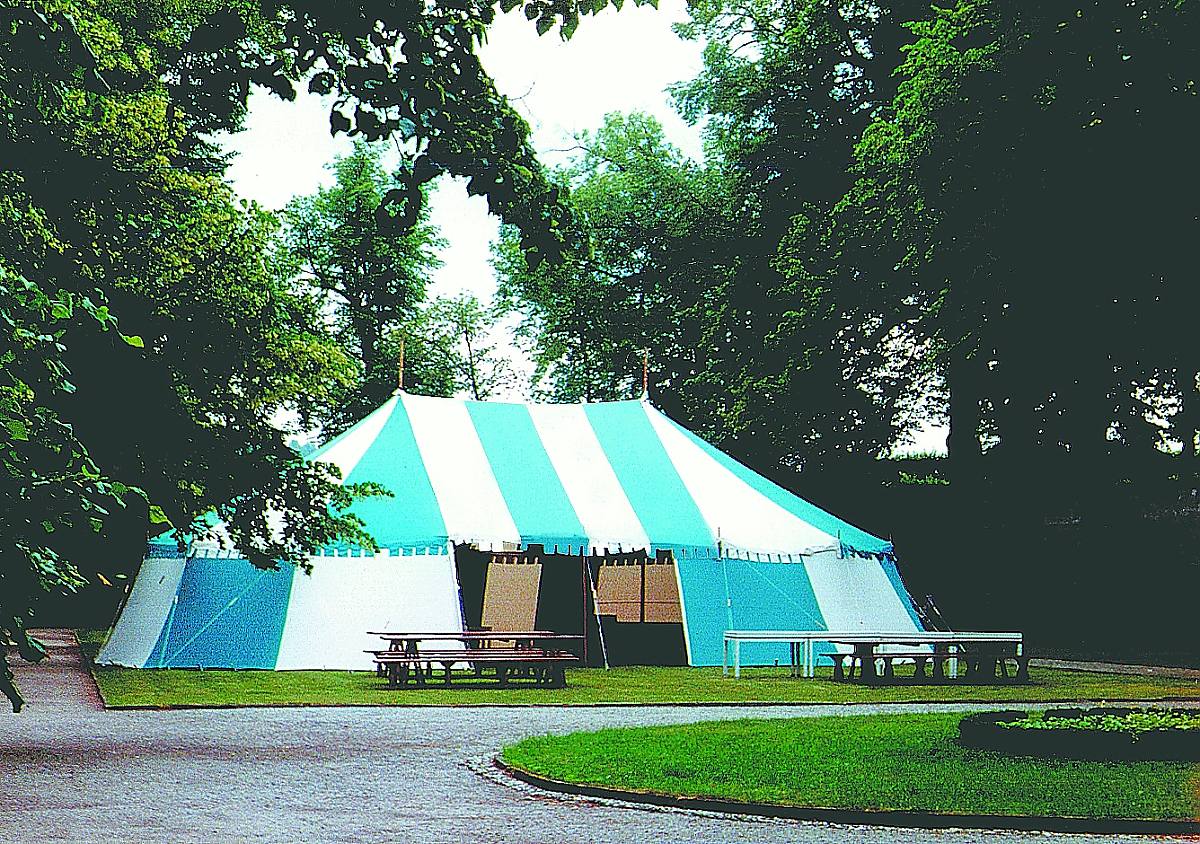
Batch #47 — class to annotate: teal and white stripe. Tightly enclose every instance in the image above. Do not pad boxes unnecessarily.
[316,393,890,559]
[101,394,917,670]
[98,549,463,670]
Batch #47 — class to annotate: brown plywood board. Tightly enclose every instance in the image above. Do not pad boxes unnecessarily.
[482,562,541,631]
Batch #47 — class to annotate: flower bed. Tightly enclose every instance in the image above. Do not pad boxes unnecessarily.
[959,708,1200,760]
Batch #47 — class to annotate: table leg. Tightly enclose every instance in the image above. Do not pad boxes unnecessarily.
[1015,643,1030,682]
[932,645,946,681]
[723,638,729,677]
[734,639,741,679]
[856,643,878,683]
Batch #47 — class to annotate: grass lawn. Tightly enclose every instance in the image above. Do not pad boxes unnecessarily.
[501,713,1200,821]
[78,629,1200,709]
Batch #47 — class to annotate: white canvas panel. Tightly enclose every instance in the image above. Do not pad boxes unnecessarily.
[274,552,465,670]
[96,557,187,667]
[311,393,399,482]
[402,392,520,546]
[645,409,837,556]
[804,550,921,650]
[527,403,650,551]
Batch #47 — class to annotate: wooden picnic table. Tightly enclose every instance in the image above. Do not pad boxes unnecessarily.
[722,630,1027,684]
[366,630,583,688]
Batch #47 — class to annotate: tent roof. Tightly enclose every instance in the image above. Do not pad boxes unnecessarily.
[307,392,890,559]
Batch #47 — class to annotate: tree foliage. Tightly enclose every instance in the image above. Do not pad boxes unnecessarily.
[671,0,937,474]
[424,292,513,401]
[843,1,1200,494]
[283,141,447,433]
[495,112,740,435]
[1,0,628,710]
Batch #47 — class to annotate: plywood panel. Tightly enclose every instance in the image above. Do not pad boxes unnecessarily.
[596,563,683,623]
[482,562,541,631]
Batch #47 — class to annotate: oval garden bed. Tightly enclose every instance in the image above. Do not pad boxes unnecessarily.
[959,708,1200,760]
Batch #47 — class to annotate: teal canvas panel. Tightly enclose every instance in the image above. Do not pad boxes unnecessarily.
[466,400,587,551]
[675,556,732,666]
[724,558,834,665]
[584,402,716,550]
[656,412,889,554]
[147,557,294,668]
[342,398,447,549]
[307,397,394,464]
[881,559,925,629]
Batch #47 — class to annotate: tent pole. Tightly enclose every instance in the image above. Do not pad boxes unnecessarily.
[640,553,646,624]
[580,551,588,667]
[584,550,609,669]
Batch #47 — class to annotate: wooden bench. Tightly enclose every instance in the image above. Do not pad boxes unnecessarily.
[368,648,579,688]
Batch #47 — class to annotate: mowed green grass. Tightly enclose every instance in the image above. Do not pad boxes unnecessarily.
[502,713,1200,821]
[76,630,1200,708]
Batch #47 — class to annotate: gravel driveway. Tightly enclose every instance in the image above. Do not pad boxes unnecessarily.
[0,634,1190,844]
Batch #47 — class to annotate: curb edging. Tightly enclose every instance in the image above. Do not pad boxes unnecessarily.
[96,695,1200,712]
[493,758,1200,836]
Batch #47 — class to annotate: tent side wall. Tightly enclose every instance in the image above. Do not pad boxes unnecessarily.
[99,550,464,670]
[275,551,464,670]
[676,551,924,667]
[96,556,187,667]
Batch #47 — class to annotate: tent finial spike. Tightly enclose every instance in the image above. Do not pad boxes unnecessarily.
[641,349,649,400]
[397,336,405,392]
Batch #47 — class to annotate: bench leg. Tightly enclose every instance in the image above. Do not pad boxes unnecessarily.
[913,657,928,680]
[882,658,895,679]
[831,655,845,681]
[1015,655,1030,683]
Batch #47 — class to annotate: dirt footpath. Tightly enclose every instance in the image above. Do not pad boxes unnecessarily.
[0,632,1188,844]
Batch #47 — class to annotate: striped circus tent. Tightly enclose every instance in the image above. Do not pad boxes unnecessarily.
[99,392,922,670]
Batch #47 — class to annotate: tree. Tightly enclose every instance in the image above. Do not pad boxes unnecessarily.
[4,0,628,710]
[424,292,513,400]
[0,5,377,710]
[283,142,446,433]
[847,1,1200,497]
[495,113,740,438]
[670,0,934,476]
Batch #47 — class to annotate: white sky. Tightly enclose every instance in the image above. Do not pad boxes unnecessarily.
[220,4,948,454]
[221,3,704,306]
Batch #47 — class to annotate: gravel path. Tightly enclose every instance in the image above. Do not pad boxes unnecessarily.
[0,633,1193,844]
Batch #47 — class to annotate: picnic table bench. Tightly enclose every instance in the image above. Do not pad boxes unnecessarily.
[723,630,1027,685]
[366,631,581,688]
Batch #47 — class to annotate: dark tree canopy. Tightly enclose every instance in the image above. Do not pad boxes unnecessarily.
[1,0,643,710]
